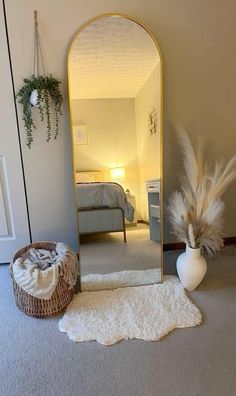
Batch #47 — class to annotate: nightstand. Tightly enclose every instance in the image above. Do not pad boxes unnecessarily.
[146,179,160,241]
[125,194,137,226]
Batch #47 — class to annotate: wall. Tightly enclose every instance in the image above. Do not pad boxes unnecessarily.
[135,65,161,221]
[71,98,141,215]
[4,0,236,244]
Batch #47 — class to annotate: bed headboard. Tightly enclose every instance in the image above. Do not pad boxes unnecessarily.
[75,170,103,183]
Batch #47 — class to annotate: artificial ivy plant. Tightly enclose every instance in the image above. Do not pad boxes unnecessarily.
[16,74,63,148]
[16,11,63,148]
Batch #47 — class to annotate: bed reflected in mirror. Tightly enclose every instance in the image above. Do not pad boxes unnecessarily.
[68,15,163,291]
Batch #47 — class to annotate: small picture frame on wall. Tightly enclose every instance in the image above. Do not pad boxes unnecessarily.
[73,125,88,145]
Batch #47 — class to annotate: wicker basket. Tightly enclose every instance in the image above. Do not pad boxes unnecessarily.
[9,242,75,318]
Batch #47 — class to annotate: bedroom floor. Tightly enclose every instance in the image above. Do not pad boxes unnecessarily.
[0,246,235,396]
[79,223,161,275]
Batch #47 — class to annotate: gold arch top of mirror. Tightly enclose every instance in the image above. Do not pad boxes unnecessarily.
[68,14,163,100]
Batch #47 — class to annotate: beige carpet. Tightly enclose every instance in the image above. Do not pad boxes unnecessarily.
[79,224,161,276]
[0,246,235,396]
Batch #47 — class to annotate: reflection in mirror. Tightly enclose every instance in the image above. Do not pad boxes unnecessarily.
[68,15,162,291]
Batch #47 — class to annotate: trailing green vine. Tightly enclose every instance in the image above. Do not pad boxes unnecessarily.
[16,74,63,148]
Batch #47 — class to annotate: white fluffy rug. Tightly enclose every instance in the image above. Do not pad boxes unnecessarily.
[59,276,202,345]
[81,268,161,291]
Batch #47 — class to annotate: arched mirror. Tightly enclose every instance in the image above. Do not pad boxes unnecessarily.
[68,14,163,291]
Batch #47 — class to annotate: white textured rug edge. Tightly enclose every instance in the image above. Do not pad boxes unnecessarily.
[81,268,161,291]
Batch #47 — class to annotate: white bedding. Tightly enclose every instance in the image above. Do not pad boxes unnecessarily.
[76,182,134,222]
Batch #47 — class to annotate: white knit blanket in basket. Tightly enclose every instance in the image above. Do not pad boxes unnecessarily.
[12,243,79,300]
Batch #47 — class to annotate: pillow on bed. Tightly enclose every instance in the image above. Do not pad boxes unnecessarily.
[75,171,103,183]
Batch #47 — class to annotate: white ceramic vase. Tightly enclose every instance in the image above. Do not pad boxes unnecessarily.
[176,245,207,291]
[29,89,39,107]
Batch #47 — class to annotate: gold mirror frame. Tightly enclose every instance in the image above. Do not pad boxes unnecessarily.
[67,13,164,284]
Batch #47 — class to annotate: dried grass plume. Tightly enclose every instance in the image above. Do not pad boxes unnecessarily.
[168,128,236,256]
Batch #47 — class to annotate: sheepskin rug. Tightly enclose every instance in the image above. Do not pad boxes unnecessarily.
[59,276,202,345]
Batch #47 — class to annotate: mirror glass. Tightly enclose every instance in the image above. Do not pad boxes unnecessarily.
[68,15,162,291]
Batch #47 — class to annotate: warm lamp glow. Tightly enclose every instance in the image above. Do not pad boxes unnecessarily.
[110,167,125,181]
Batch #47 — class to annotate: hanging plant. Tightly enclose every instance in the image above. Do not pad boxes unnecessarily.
[16,74,63,148]
[16,11,63,148]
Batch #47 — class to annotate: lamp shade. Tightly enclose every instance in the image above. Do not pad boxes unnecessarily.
[110,167,125,180]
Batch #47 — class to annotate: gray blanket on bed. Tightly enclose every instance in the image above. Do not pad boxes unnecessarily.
[76,183,134,222]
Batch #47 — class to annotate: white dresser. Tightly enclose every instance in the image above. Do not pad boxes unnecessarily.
[146,179,161,241]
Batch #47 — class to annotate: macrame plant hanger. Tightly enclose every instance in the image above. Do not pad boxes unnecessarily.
[33,10,46,77]
[16,11,63,148]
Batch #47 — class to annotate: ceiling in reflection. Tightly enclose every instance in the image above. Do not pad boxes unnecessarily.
[69,16,159,99]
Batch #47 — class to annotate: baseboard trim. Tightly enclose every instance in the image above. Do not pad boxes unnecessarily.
[163,236,236,251]
[223,236,236,244]
[163,242,185,251]
[137,220,149,225]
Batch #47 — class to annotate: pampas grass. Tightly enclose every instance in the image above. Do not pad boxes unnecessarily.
[188,224,196,248]
[168,129,236,256]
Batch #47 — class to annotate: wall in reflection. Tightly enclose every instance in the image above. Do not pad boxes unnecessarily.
[71,64,160,221]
